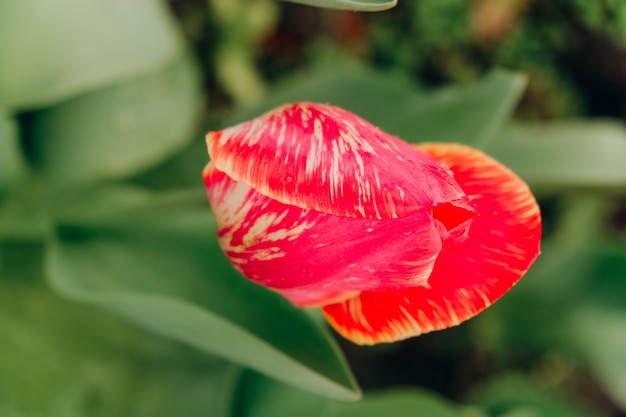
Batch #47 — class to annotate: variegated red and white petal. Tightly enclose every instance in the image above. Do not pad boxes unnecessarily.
[322,143,541,345]
[204,163,444,307]
[207,103,467,220]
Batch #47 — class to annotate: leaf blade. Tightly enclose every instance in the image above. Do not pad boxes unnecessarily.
[0,284,242,417]
[45,189,360,400]
[280,0,397,12]
[0,0,183,109]
[228,68,525,146]
[30,53,202,184]
[0,112,25,195]
[484,120,626,191]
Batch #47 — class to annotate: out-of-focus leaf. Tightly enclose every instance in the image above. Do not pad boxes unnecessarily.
[567,242,626,412]
[484,120,626,192]
[0,241,43,282]
[236,371,329,417]
[399,70,526,146]
[215,43,267,105]
[326,390,471,417]
[236,371,480,417]
[131,138,209,190]
[0,112,24,195]
[229,67,416,125]
[229,68,525,145]
[567,307,626,411]
[470,374,600,417]
[31,53,201,184]
[584,243,626,310]
[0,0,182,110]
[51,185,154,226]
[280,0,397,12]
[500,409,543,417]
[0,183,49,242]
[0,284,241,417]
[46,188,360,400]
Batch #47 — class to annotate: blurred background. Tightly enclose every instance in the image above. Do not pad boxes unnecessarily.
[2,0,626,416]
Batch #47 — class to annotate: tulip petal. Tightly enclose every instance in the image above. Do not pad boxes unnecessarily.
[207,103,467,220]
[204,163,444,307]
[322,143,541,345]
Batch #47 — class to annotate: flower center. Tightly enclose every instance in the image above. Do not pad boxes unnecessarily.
[432,198,477,248]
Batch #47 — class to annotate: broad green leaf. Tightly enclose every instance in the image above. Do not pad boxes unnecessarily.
[131,138,210,190]
[230,68,525,145]
[398,70,526,146]
[0,112,24,195]
[568,307,626,410]
[229,66,417,125]
[326,390,470,417]
[583,243,626,310]
[0,284,241,417]
[0,0,183,110]
[0,241,43,282]
[236,371,329,417]
[484,120,626,192]
[0,182,50,241]
[30,53,202,185]
[46,189,360,400]
[470,374,600,417]
[500,409,543,417]
[236,371,479,417]
[280,0,397,12]
[50,185,154,226]
[565,245,626,410]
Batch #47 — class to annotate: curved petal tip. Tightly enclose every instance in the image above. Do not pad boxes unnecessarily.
[207,103,465,219]
[322,143,541,345]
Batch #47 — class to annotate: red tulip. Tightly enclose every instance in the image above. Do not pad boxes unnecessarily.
[203,103,541,345]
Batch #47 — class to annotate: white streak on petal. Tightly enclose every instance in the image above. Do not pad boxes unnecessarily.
[207,103,467,220]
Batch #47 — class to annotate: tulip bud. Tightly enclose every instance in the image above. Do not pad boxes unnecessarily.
[204,103,541,345]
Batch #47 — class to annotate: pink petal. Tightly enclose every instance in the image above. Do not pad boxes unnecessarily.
[204,162,445,307]
[322,143,541,345]
[207,103,466,219]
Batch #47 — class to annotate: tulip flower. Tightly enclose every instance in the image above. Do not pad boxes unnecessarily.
[203,102,541,345]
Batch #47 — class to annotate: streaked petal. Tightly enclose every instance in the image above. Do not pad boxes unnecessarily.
[322,143,541,345]
[207,103,466,219]
[204,163,444,307]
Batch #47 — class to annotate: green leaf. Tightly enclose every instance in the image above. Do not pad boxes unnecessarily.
[280,0,397,12]
[326,390,471,417]
[0,112,24,195]
[483,120,626,192]
[0,0,183,109]
[30,53,202,185]
[565,244,626,411]
[499,409,544,417]
[46,188,360,400]
[236,371,478,417]
[0,284,242,417]
[397,70,526,146]
[229,66,417,125]
[0,181,50,241]
[131,138,210,190]
[236,371,329,417]
[568,307,626,411]
[470,374,600,417]
[0,241,43,282]
[230,68,525,146]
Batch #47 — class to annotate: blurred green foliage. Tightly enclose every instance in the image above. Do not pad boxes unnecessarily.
[363,0,626,119]
[2,0,626,416]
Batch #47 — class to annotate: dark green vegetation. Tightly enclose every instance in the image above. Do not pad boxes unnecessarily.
[2,0,626,415]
